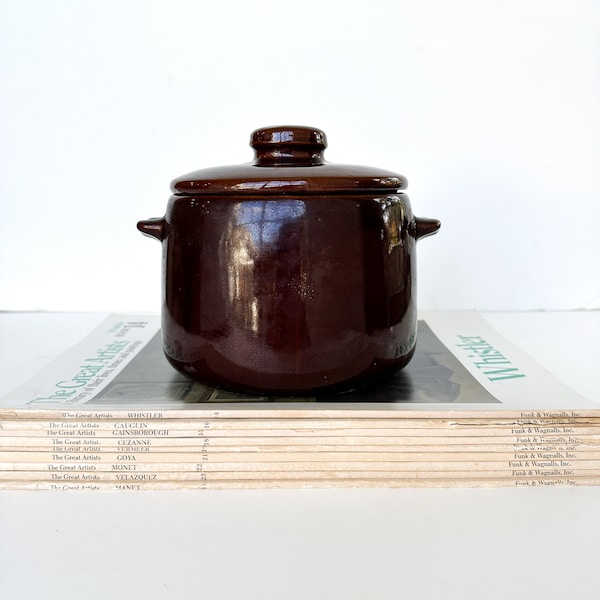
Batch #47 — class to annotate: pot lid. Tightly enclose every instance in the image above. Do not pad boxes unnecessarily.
[170,126,408,195]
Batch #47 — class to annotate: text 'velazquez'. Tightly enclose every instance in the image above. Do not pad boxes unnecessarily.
[456,335,526,381]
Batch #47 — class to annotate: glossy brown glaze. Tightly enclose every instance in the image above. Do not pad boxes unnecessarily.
[138,126,440,394]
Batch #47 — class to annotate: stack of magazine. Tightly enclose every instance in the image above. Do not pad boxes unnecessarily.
[1,312,599,491]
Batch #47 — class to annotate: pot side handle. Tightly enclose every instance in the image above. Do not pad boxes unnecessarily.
[137,217,166,241]
[413,217,441,240]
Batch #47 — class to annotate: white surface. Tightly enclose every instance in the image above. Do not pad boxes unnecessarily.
[1,310,600,600]
[2,487,600,600]
[1,0,599,313]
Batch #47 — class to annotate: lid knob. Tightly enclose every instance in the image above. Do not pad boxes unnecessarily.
[251,125,327,167]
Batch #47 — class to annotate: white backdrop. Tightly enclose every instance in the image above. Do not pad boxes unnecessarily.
[1,0,599,312]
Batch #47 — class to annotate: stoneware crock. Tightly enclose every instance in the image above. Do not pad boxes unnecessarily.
[138,125,440,395]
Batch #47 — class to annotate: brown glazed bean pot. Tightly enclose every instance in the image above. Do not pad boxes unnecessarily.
[138,126,440,395]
